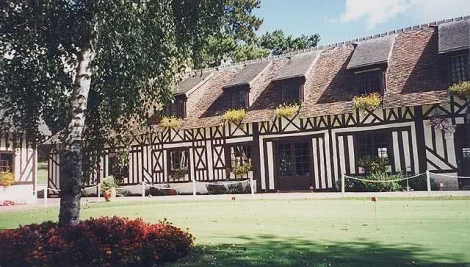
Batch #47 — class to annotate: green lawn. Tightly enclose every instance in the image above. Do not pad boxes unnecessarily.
[36,161,48,185]
[1,198,470,266]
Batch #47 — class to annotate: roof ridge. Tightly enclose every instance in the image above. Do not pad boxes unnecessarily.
[186,14,470,75]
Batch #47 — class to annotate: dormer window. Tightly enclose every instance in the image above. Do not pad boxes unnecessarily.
[227,88,248,109]
[354,69,385,94]
[450,54,469,83]
[166,96,187,119]
[276,77,304,104]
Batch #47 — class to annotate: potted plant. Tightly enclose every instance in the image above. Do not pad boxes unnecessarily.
[232,162,252,177]
[0,171,15,188]
[101,176,118,202]
[275,103,299,118]
[223,109,246,124]
[169,168,188,180]
[353,92,382,115]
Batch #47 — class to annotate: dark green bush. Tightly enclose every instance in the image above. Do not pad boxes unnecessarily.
[362,173,403,192]
[357,156,388,174]
[206,184,228,195]
[399,175,439,191]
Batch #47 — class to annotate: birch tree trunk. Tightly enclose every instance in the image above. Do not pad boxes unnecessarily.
[58,43,95,226]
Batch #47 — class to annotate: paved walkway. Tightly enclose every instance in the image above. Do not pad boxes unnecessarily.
[1,190,469,213]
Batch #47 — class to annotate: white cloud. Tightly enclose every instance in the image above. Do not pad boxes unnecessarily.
[339,0,470,29]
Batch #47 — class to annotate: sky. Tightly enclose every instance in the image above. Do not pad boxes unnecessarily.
[254,0,470,45]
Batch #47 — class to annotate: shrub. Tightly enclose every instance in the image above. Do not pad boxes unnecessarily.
[0,171,15,187]
[223,109,246,123]
[353,93,382,113]
[0,200,17,206]
[448,81,470,99]
[146,187,177,196]
[206,184,228,195]
[336,178,367,192]
[275,103,299,118]
[160,116,183,130]
[357,156,388,174]
[0,217,194,267]
[362,173,404,192]
[227,183,253,194]
[169,168,188,180]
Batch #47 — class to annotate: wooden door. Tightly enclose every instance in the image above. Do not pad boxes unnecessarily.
[275,138,313,191]
[455,124,470,188]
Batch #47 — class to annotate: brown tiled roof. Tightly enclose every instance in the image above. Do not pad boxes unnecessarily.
[273,51,321,81]
[177,16,470,128]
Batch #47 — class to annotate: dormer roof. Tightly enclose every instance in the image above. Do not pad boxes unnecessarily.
[347,35,396,70]
[223,61,272,89]
[438,19,470,53]
[174,72,212,96]
[272,51,321,81]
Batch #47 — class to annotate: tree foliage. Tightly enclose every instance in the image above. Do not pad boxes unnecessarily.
[259,30,321,56]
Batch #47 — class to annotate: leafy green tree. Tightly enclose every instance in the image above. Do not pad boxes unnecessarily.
[260,30,320,55]
[0,0,225,225]
[200,0,264,67]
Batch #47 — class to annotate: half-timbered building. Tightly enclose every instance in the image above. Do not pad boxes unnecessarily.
[49,16,470,194]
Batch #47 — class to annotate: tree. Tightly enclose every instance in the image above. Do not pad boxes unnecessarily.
[200,0,264,67]
[0,0,225,226]
[260,30,320,56]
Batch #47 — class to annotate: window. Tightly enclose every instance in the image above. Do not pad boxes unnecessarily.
[463,148,470,159]
[165,97,186,119]
[277,140,310,177]
[356,132,390,160]
[280,80,300,104]
[228,145,252,168]
[355,70,384,94]
[450,54,469,83]
[228,90,248,109]
[168,150,189,181]
[107,152,128,179]
[0,153,13,172]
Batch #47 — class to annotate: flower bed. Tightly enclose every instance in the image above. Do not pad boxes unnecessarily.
[0,216,194,266]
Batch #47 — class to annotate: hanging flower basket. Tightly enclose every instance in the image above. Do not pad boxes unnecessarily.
[160,116,183,130]
[353,93,383,114]
[448,81,470,99]
[223,109,246,124]
[429,116,455,134]
[275,103,299,118]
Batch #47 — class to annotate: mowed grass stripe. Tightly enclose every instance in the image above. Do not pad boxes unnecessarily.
[1,198,469,266]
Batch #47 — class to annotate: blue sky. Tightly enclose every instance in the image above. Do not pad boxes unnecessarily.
[255,0,470,45]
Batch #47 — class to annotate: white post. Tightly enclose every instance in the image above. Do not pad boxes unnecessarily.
[97,184,101,198]
[341,173,345,197]
[426,170,431,193]
[250,176,255,196]
[44,188,48,208]
[141,181,146,199]
[192,178,197,196]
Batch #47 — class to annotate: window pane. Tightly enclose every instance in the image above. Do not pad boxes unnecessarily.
[357,132,390,160]
[463,148,470,159]
[230,145,252,168]
[0,153,13,172]
[176,99,186,119]
[277,143,293,177]
[170,151,189,170]
[355,70,382,94]
[281,81,300,104]
[450,55,469,83]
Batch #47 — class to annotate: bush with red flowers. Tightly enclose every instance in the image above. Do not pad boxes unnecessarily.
[0,216,194,267]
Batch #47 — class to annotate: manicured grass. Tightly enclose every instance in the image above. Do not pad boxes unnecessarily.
[1,198,470,266]
[36,161,48,185]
